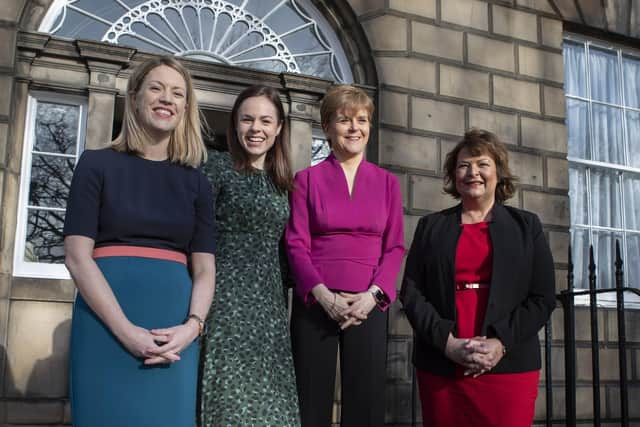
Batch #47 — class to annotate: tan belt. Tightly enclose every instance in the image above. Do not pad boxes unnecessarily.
[456,282,490,290]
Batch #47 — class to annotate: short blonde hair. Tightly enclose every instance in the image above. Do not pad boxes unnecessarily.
[320,85,374,131]
[111,56,207,167]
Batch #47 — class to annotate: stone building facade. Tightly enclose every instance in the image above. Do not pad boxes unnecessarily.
[0,0,639,425]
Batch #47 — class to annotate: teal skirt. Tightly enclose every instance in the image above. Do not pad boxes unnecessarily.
[70,255,198,427]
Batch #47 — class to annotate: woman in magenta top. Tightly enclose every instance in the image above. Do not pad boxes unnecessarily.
[400,129,556,427]
[286,85,404,426]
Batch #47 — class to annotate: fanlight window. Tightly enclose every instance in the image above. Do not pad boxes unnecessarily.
[39,0,352,82]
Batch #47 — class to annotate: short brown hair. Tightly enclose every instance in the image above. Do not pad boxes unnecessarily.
[442,128,518,203]
[320,85,374,132]
[227,85,293,193]
[112,56,207,167]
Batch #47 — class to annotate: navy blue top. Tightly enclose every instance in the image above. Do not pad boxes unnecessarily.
[63,148,216,255]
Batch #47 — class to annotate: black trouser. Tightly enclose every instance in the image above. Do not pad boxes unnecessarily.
[290,295,388,427]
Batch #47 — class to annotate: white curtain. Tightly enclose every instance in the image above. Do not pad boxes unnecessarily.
[591,104,624,164]
[590,169,621,228]
[623,56,640,108]
[568,167,588,225]
[564,42,587,97]
[570,227,590,288]
[626,234,640,288]
[564,40,640,289]
[566,98,590,159]
[627,110,640,168]
[592,230,623,289]
[589,47,621,104]
[624,174,640,230]
[624,174,640,287]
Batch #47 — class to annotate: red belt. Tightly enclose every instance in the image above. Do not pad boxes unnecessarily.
[455,282,490,291]
[92,245,187,265]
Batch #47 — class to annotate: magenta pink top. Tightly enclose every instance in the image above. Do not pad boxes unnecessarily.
[285,153,405,309]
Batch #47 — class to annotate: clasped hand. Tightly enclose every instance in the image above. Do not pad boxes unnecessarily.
[314,285,376,330]
[117,320,200,365]
[444,334,505,377]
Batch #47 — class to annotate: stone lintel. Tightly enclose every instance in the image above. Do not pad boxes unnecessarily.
[76,39,136,66]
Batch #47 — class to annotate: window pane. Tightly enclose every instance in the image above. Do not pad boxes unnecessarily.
[29,154,74,208]
[25,209,66,264]
[589,47,621,104]
[35,101,80,154]
[569,166,588,225]
[626,110,640,169]
[592,104,624,164]
[571,227,590,289]
[566,98,590,159]
[311,137,330,166]
[627,234,640,288]
[563,42,587,97]
[266,2,308,35]
[623,173,640,231]
[622,55,640,108]
[295,53,333,81]
[590,168,621,228]
[593,230,622,289]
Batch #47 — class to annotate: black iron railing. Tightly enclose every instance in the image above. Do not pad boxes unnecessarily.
[548,240,638,427]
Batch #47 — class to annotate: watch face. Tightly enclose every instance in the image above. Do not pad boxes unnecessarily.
[373,290,384,303]
[374,289,390,305]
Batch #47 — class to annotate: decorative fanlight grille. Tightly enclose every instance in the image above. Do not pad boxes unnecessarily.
[40,0,351,82]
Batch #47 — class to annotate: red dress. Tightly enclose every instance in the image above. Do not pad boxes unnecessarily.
[417,222,539,427]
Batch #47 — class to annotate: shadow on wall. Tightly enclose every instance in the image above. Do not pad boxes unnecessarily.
[3,319,71,399]
[26,319,71,398]
[1,343,17,397]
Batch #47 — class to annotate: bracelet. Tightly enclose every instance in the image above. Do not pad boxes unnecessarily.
[185,313,206,337]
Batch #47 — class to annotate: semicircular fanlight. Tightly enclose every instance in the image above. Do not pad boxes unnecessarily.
[40,0,352,82]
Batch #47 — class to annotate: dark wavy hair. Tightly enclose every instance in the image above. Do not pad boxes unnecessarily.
[227,85,293,192]
[442,128,518,203]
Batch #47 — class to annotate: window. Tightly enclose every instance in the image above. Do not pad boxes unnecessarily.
[39,0,352,83]
[311,127,329,166]
[14,92,87,279]
[563,36,640,291]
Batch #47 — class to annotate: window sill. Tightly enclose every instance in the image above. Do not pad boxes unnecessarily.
[571,290,640,310]
[12,262,71,280]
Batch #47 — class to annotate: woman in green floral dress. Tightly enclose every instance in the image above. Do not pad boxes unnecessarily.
[199,85,300,426]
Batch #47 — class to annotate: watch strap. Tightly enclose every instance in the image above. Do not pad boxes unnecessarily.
[186,313,206,337]
[370,288,390,309]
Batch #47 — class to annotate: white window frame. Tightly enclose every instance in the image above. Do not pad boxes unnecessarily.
[564,34,640,308]
[13,91,87,279]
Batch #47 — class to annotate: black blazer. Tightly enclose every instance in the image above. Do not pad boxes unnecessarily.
[399,203,556,376]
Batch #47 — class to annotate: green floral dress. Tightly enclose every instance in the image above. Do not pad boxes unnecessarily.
[199,150,300,427]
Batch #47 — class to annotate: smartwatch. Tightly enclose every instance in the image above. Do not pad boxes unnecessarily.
[370,288,390,309]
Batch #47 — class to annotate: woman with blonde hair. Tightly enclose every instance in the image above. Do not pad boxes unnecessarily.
[64,56,216,427]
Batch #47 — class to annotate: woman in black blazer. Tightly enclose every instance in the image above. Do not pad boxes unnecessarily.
[400,129,556,427]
